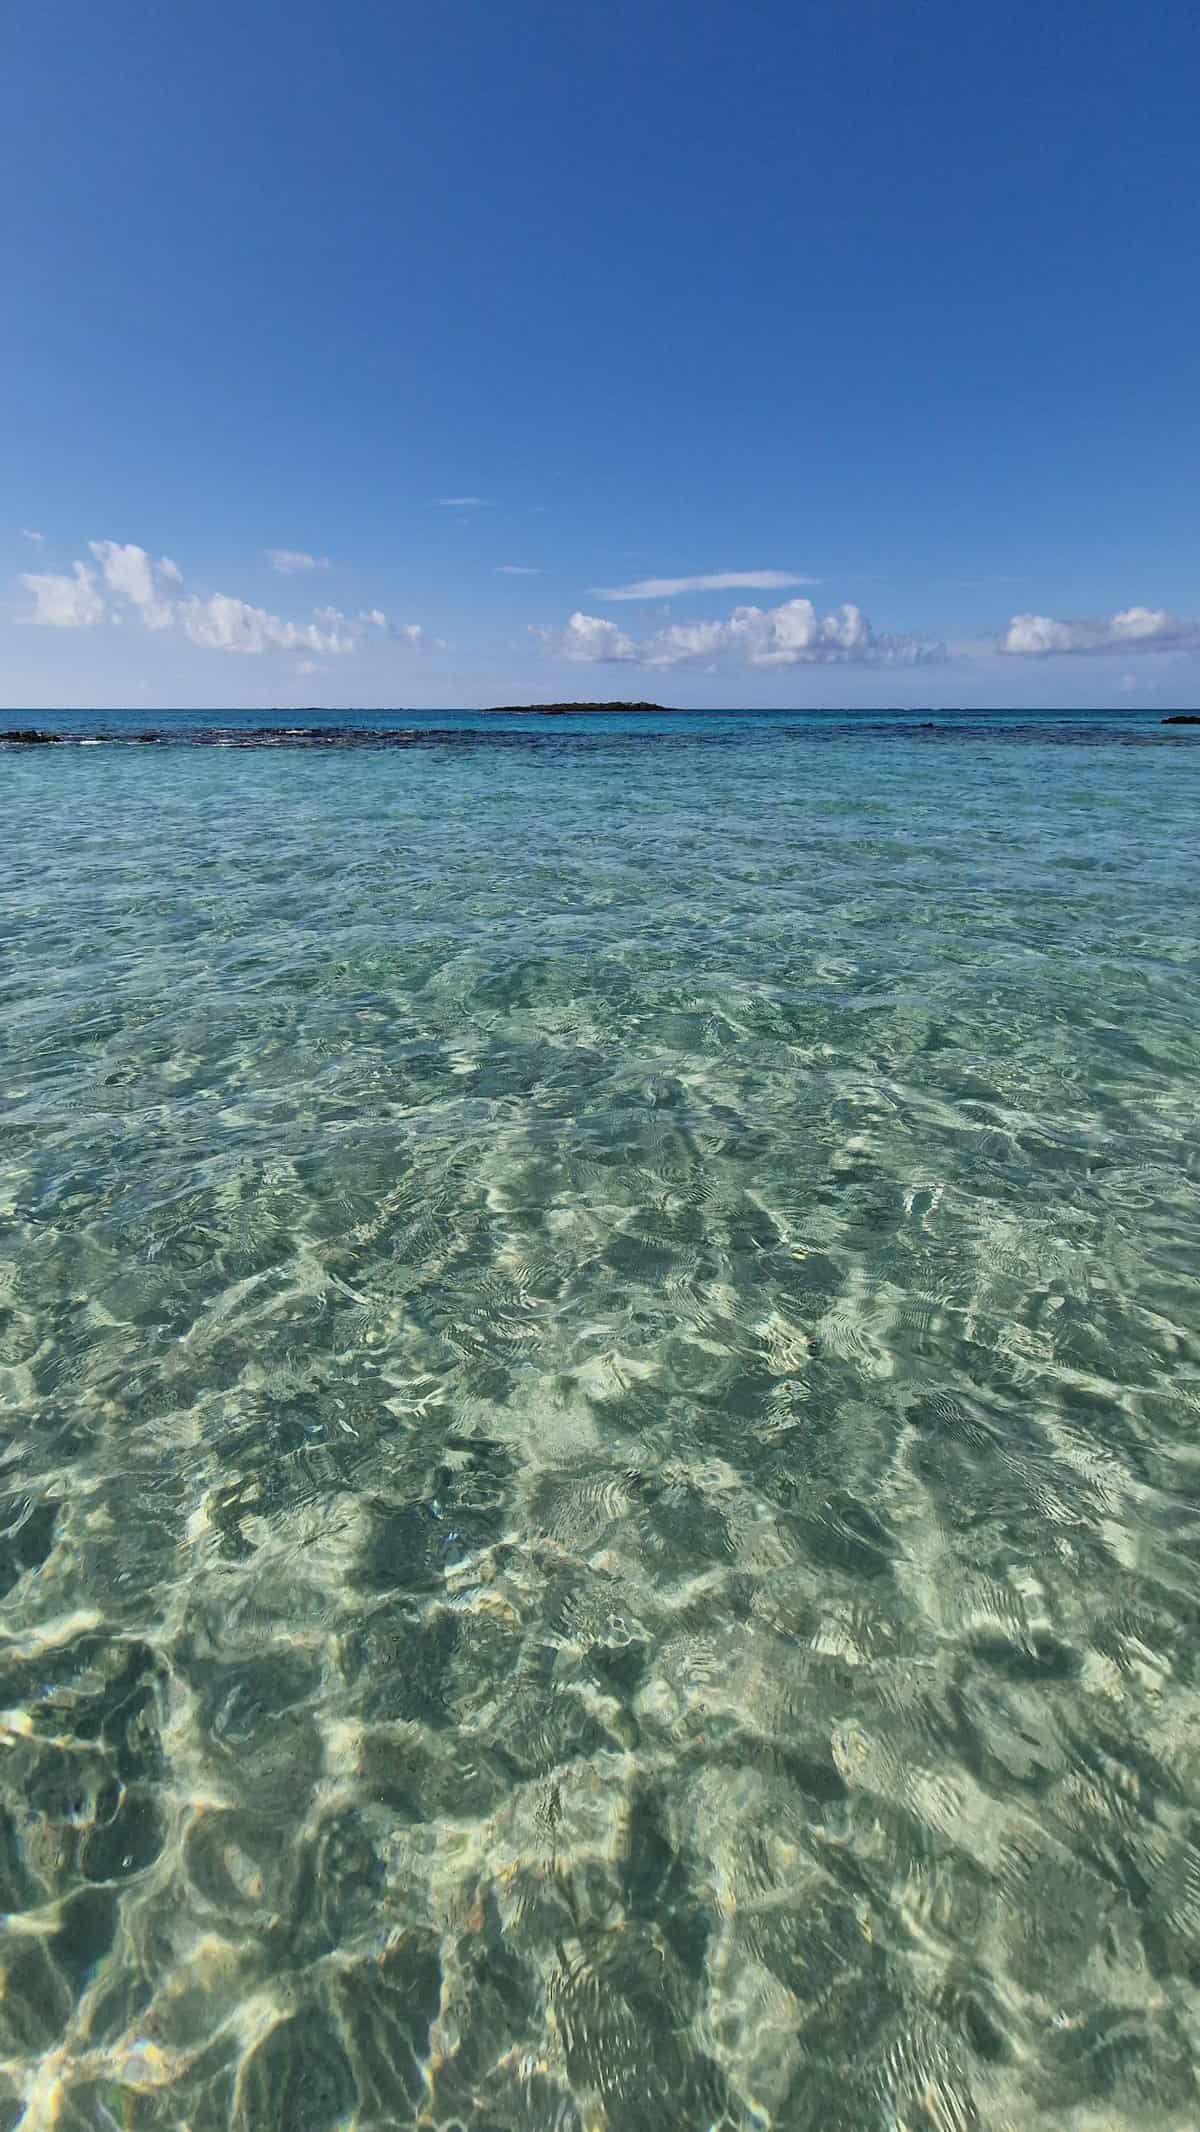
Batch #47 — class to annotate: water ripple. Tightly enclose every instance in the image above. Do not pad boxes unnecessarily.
[0,724,1196,2126]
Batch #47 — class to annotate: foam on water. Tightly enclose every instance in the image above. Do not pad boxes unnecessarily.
[0,713,1197,2128]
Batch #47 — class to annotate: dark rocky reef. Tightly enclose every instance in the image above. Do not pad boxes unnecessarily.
[1161,713,1200,724]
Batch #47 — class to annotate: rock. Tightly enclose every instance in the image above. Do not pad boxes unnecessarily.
[484,700,670,714]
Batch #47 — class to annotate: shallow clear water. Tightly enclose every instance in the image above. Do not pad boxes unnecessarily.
[1,710,1198,2130]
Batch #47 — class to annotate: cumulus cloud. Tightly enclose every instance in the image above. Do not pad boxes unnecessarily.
[15,538,436,657]
[643,619,731,666]
[352,607,444,649]
[535,597,932,669]
[533,611,640,663]
[1001,605,1196,655]
[726,598,875,666]
[20,562,107,628]
[178,593,352,654]
[592,569,816,600]
[21,528,44,544]
[266,548,329,574]
[90,540,177,628]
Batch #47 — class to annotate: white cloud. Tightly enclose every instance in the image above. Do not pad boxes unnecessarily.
[90,540,177,628]
[717,598,878,665]
[266,548,329,574]
[353,607,444,649]
[1002,614,1088,654]
[592,569,816,600]
[1001,605,1196,655]
[817,603,872,651]
[533,611,639,663]
[15,536,436,658]
[178,593,353,654]
[437,495,489,508]
[19,562,106,628]
[536,596,932,669]
[497,564,540,575]
[1111,606,1177,640]
[642,619,731,666]
[21,528,44,545]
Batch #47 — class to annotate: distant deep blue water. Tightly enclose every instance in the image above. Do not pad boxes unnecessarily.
[3,700,1199,744]
[1,705,1198,2129]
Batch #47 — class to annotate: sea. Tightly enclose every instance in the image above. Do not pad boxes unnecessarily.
[1,704,1197,2130]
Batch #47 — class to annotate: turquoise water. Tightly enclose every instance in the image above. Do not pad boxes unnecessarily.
[1,709,1198,2130]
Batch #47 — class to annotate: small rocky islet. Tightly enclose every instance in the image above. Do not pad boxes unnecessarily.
[484,700,670,715]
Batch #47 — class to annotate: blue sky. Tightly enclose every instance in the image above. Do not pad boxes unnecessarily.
[4,0,1198,709]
